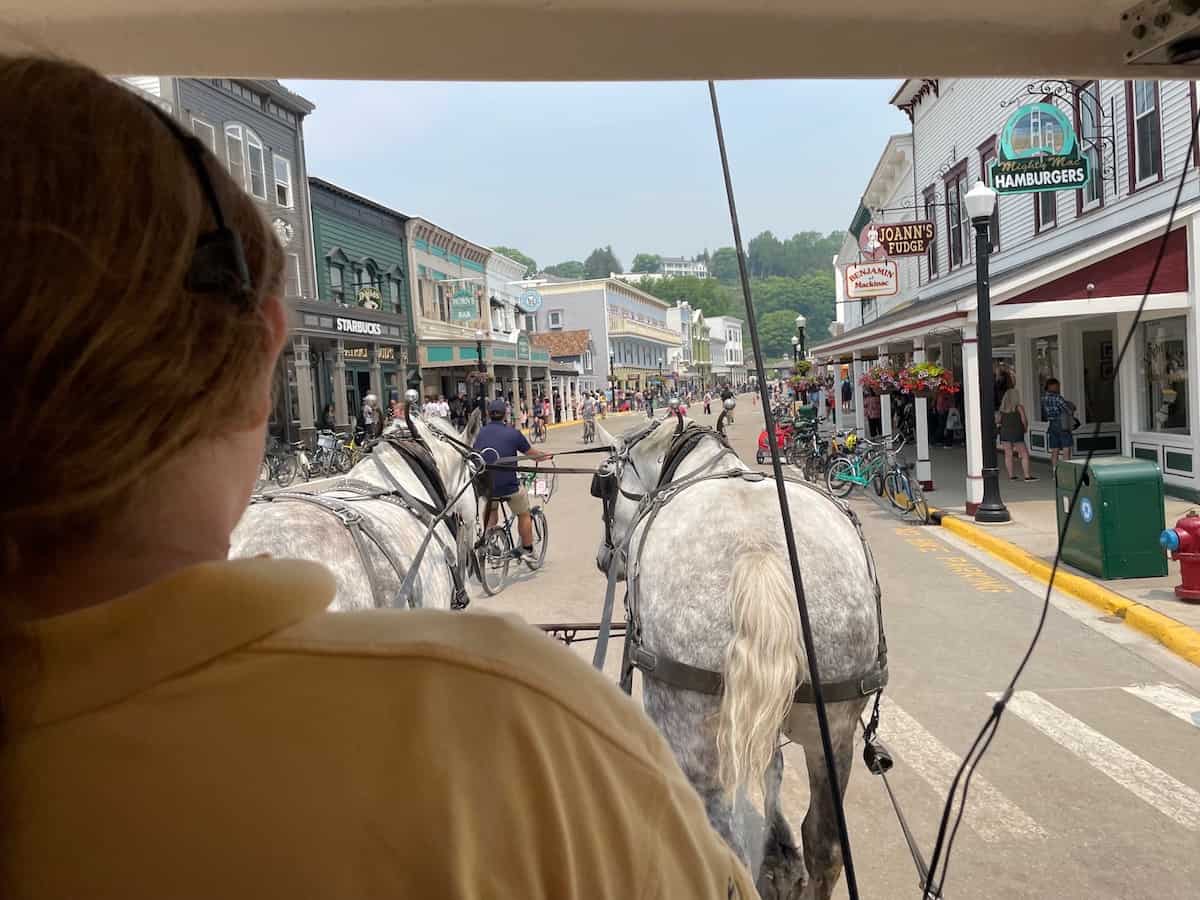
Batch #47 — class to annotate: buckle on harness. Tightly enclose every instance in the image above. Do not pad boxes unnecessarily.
[630,646,658,672]
[333,507,364,527]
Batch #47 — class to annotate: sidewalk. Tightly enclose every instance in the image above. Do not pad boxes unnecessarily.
[917,443,1200,646]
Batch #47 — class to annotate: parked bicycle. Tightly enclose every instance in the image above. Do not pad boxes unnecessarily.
[883,457,930,524]
[824,433,902,498]
[256,439,300,490]
[302,430,351,480]
[473,462,555,596]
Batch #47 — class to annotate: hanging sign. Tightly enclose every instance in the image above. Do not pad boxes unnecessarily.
[517,288,543,313]
[989,102,1090,195]
[875,221,936,257]
[517,333,531,361]
[357,285,382,309]
[858,223,888,261]
[450,286,478,322]
[845,261,899,299]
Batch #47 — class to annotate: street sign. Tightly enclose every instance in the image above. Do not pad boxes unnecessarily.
[875,221,936,256]
[845,261,899,299]
[517,287,543,313]
[988,102,1091,195]
[450,286,477,322]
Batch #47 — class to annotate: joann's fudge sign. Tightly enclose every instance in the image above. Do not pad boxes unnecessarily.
[874,221,935,257]
[845,261,898,299]
[988,102,1090,195]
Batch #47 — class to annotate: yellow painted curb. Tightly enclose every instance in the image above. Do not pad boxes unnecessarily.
[937,513,1200,667]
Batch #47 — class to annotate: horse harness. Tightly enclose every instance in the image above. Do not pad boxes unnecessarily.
[250,431,471,610]
[593,419,889,707]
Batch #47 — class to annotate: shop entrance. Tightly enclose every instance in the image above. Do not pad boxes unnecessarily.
[346,368,371,425]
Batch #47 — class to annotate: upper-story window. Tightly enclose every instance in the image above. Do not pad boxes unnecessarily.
[1128,80,1163,190]
[523,314,536,332]
[1035,187,1057,233]
[245,130,267,200]
[389,278,402,314]
[978,136,1001,252]
[284,253,301,299]
[273,155,293,208]
[223,124,267,200]
[224,124,245,189]
[191,118,216,154]
[329,264,345,304]
[548,310,564,330]
[1075,81,1104,213]
[923,186,939,278]
[943,163,970,270]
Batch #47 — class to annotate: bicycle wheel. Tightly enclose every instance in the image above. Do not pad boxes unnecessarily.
[333,447,351,474]
[526,508,549,570]
[884,469,913,512]
[825,457,856,498]
[255,459,271,492]
[803,454,819,483]
[275,453,297,487]
[478,527,512,596]
[908,477,930,524]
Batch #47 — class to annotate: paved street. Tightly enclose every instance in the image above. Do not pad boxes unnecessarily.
[478,401,1200,900]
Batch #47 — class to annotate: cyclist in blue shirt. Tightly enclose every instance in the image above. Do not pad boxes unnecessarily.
[474,398,552,561]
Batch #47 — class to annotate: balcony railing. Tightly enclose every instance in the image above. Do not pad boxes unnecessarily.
[607,315,680,344]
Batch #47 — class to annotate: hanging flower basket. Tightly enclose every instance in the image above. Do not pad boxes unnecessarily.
[790,376,816,394]
[858,365,901,395]
[898,362,960,397]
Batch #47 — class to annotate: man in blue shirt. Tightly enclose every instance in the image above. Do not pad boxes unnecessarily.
[474,398,553,561]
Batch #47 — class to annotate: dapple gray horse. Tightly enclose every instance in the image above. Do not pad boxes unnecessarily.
[230,413,481,611]
[594,416,880,900]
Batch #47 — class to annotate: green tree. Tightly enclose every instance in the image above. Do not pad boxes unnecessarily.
[710,247,739,283]
[627,275,736,319]
[631,253,662,273]
[757,309,804,359]
[584,245,622,279]
[491,246,537,278]
[544,260,585,279]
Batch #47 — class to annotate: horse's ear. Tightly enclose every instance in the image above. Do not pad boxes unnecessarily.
[462,409,482,446]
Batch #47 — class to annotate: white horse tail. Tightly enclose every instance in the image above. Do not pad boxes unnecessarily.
[716,540,805,794]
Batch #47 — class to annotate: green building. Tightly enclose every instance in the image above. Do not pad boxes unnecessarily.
[297,177,413,435]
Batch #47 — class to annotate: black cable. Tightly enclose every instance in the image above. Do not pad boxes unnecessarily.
[707,80,861,900]
[923,100,1200,898]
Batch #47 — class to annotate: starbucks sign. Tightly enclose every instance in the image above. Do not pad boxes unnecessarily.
[989,102,1090,195]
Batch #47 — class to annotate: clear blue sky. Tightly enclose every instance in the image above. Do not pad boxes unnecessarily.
[285,79,909,269]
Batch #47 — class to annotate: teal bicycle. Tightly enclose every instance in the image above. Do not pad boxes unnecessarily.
[824,434,903,499]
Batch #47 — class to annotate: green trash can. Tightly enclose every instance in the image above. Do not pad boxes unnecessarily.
[795,405,817,425]
[1054,458,1168,579]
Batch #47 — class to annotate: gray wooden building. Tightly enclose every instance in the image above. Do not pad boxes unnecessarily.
[120,76,317,440]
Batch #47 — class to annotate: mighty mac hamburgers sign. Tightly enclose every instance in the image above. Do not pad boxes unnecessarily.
[988,102,1090,195]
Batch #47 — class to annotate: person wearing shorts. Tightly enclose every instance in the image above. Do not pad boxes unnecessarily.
[473,398,552,561]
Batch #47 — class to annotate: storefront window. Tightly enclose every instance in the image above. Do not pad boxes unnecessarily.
[1144,317,1189,434]
[1031,335,1059,421]
[1082,329,1116,424]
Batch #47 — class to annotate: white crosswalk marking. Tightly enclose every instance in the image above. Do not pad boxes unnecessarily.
[996,691,1200,831]
[879,697,1046,842]
[1121,683,1200,730]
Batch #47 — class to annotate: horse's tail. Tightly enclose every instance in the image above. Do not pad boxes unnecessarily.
[716,540,805,794]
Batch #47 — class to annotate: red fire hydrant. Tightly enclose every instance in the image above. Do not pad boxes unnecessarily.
[1159,510,1200,602]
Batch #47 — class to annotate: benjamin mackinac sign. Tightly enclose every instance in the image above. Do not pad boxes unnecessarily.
[988,102,1090,195]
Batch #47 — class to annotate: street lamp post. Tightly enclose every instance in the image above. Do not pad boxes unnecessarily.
[474,328,487,416]
[965,180,1010,524]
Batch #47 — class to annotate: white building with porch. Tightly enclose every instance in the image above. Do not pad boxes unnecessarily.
[813,77,1200,506]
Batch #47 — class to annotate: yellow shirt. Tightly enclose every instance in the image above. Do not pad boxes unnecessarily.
[2,558,754,899]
